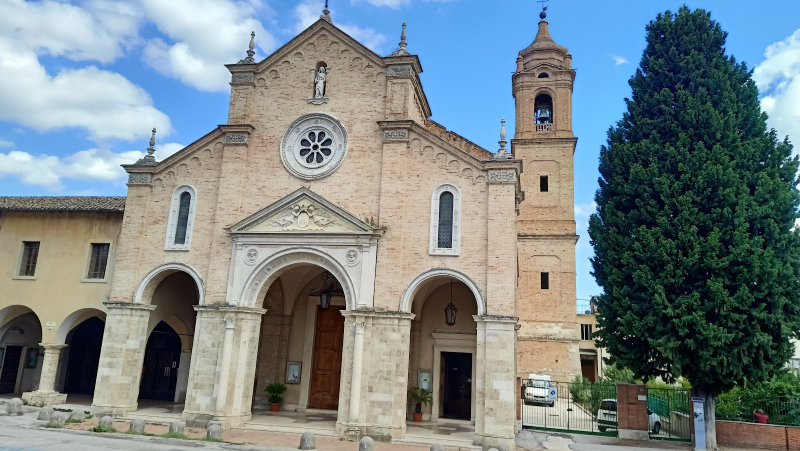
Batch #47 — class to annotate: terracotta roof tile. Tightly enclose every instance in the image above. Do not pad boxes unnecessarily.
[0,196,126,212]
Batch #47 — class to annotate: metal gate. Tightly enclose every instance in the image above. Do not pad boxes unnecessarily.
[521,380,618,436]
[647,387,691,441]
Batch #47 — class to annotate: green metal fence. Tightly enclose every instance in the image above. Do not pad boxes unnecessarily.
[716,397,800,426]
[646,387,691,441]
[521,380,618,436]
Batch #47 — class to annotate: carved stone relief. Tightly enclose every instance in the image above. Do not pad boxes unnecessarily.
[383,130,409,141]
[245,248,258,265]
[487,170,517,182]
[224,133,248,144]
[386,65,413,76]
[345,249,360,266]
[127,173,152,184]
[270,203,338,230]
[231,73,255,83]
[280,113,348,180]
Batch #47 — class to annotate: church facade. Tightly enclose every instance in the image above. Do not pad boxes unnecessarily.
[0,10,577,449]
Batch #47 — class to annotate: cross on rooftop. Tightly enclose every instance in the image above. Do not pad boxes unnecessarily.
[537,0,549,11]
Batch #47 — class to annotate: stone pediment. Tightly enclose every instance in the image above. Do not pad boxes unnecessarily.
[229,187,375,234]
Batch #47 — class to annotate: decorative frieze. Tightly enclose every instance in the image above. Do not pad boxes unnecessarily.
[383,129,409,141]
[224,133,248,144]
[487,169,517,182]
[386,65,413,76]
[231,73,255,83]
[127,173,152,184]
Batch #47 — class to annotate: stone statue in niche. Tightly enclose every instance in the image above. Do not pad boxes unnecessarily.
[308,66,330,105]
[314,66,327,98]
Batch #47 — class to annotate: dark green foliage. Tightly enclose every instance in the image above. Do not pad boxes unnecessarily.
[589,6,800,396]
[91,425,116,433]
[265,382,287,404]
[408,387,433,413]
[716,372,800,424]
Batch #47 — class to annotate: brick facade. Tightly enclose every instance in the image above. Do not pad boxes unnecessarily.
[717,420,800,451]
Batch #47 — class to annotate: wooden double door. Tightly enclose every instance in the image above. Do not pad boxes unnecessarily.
[308,305,345,410]
[441,351,472,420]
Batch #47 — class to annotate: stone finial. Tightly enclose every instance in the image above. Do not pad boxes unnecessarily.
[135,127,157,166]
[392,22,409,56]
[130,418,146,433]
[169,421,185,434]
[300,431,316,450]
[321,0,332,23]
[6,398,22,414]
[238,31,256,64]
[491,118,513,160]
[359,436,375,451]
[38,406,54,421]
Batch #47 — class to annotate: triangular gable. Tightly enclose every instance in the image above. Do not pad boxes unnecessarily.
[248,19,385,74]
[229,187,375,234]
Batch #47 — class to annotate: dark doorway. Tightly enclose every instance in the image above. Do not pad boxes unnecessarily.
[442,351,472,420]
[139,322,182,401]
[580,358,597,383]
[0,346,23,394]
[308,305,344,410]
[64,317,105,394]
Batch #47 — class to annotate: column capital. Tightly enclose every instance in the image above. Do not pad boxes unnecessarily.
[39,343,68,351]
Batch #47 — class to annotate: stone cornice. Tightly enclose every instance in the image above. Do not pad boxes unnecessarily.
[517,233,580,244]
[511,136,578,156]
[103,302,157,311]
[193,304,267,316]
[518,334,580,343]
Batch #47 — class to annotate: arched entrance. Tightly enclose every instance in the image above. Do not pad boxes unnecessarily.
[139,271,199,403]
[140,321,182,401]
[0,307,43,395]
[63,317,105,395]
[252,263,347,411]
[402,270,484,422]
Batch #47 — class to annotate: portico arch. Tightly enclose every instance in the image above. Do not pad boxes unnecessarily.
[133,262,205,305]
[400,268,487,316]
[241,247,357,310]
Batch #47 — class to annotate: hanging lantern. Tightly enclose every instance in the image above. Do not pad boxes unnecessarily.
[310,271,343,310]
[444,278,457,326]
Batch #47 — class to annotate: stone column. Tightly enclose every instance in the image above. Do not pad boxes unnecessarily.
[183,305,264,428]
[348,320,365,423]
[92,302,156,416]
[21,344,68,406]
[473,315,518,451]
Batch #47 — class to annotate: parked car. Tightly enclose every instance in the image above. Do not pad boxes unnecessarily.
[524,374,556,407]
[596,398,661,434]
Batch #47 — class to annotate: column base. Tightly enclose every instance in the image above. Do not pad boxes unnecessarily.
[21,391,67,407]
[91,402,137,417]
[618,429,649,440]
[336,422,399,442]
[474,432,516,451]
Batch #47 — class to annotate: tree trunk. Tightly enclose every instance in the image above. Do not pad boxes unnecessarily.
[697,388,718,450]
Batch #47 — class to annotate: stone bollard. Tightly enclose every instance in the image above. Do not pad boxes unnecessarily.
[498,444,513,451]
[129,419,146,434]
[6,398,23,415]
[68,410,86,422]
[359,436,375,451]
[47,412,67,427]
[207,422,223,440]
[99,416,114,429]
[38,406,54,421]
[300,431,316,450]
[169,421,185,435]
[487,448,499,451]
[430,445,445,451]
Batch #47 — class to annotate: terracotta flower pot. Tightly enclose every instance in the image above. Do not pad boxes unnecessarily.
[413,412,423,422]
[270,403,280,412]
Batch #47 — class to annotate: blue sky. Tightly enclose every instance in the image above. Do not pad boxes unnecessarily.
[1,0,799,300]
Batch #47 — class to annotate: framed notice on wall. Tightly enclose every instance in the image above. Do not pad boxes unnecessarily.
[25,348,38,368]
[286,362,302,384]
[418,369,432,391]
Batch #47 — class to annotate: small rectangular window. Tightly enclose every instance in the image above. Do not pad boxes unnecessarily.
[87,243,110,279]
[18,241,40,277]
[581,324,593,341]
[540,175,549,192]
[541,272,549,290]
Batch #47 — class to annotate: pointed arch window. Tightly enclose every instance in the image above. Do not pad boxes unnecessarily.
[165,185,197,251]
[430,184,461,256]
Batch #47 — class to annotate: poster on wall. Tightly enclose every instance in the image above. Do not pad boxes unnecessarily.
[286,362,301,384]
[25,348,38,368]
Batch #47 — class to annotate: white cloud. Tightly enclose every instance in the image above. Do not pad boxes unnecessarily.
[295,0,387,53]
[0,138,13,148]
[0,0,141,63]
[612,55,629,66]
[575,201,597,250]
[0,142,183,191]
[0,37,171,142]
[352,0,410,8]
[754,29,800,146]
[140,0,276,92]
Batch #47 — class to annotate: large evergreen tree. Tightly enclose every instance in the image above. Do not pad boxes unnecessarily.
[588,7,800,447]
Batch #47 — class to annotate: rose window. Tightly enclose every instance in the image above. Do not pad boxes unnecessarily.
[299,131,333,164]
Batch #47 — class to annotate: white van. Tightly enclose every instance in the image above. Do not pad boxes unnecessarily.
[524,374,557,407]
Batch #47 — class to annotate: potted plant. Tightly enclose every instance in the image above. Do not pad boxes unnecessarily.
[265,383,287,412]
[408,387,432,422]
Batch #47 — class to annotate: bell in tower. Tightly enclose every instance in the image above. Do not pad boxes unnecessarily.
[534,94,553,126]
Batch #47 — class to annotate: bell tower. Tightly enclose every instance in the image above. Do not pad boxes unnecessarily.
[512,8,580,382]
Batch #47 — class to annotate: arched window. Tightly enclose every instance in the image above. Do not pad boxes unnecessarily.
[165,185,197,250]
[430,184,461,256]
